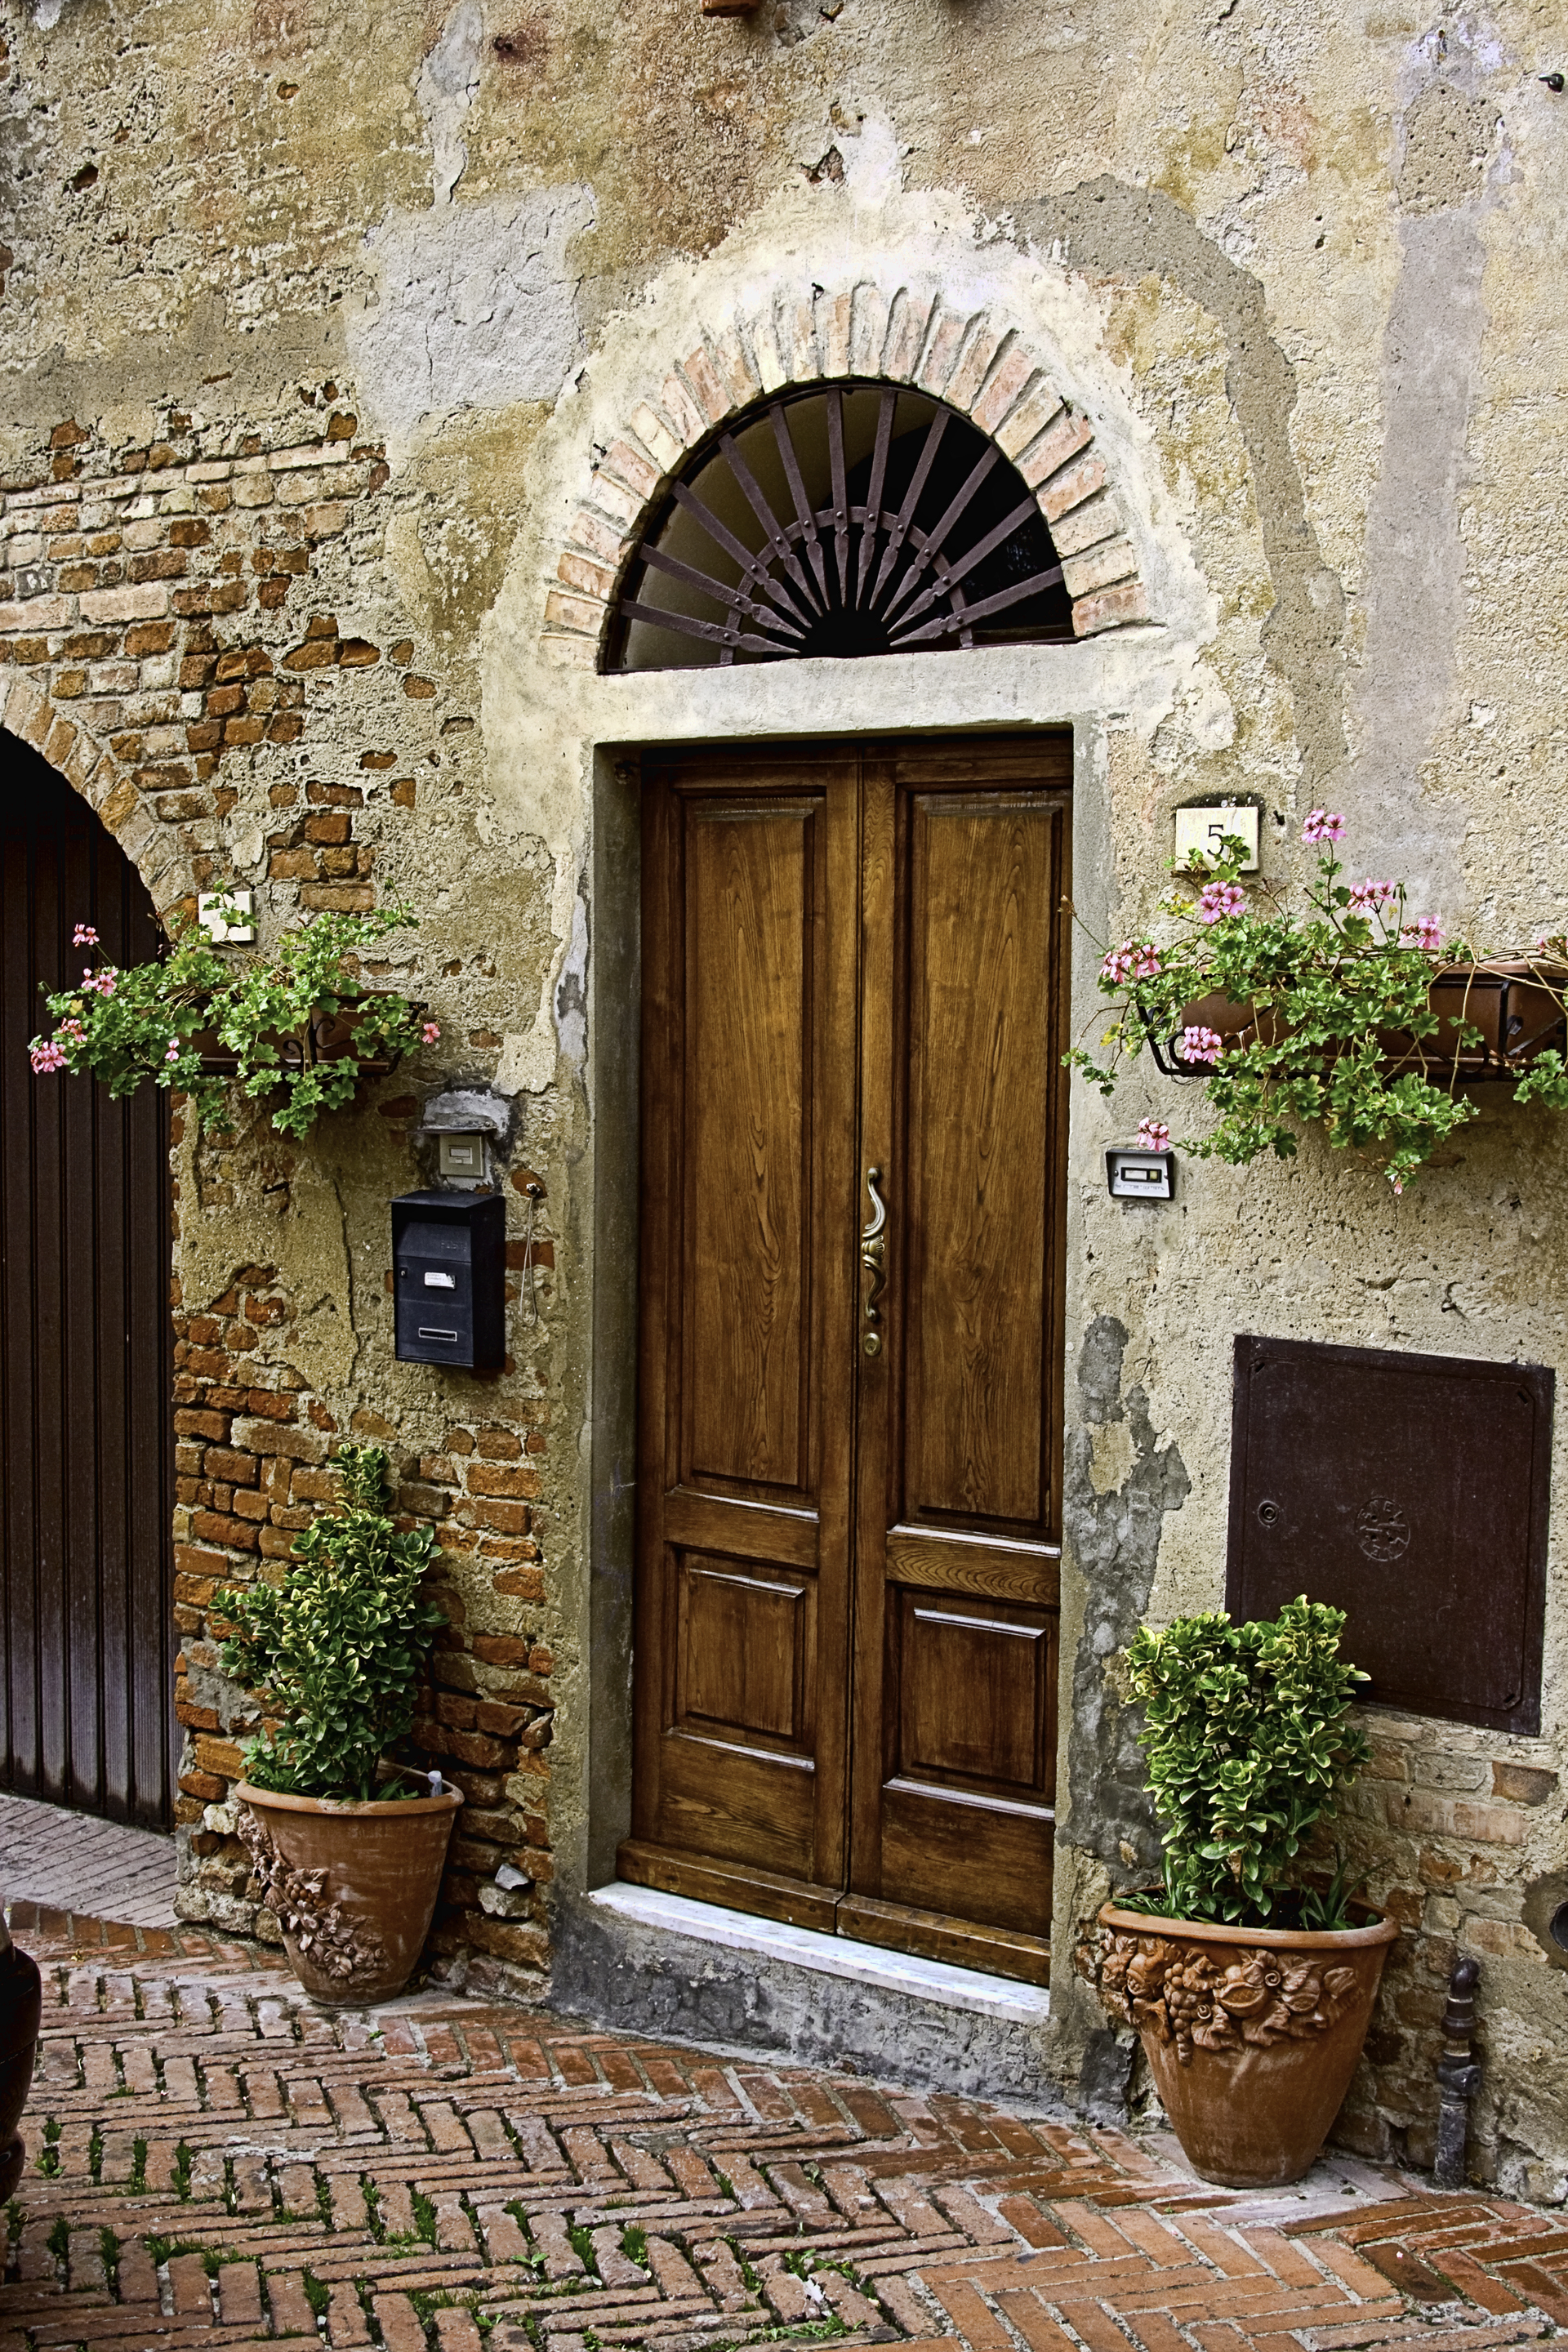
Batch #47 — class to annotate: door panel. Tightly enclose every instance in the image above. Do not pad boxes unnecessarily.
[624,737,1070,1981]
[903,792,1059,1532]
[675,1556,816,1753]
[1,733,176,1828]
[630,755,859,1917]
[851,754,1068,1972]
[683,800,816,1498]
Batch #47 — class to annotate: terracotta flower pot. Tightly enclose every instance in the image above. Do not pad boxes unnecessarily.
[1080,1901,1398,2188]
[235,1780,462,2007]
[0,1918,42,2202]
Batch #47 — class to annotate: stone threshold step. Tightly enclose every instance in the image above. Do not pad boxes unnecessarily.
[587,1883,1051,2025]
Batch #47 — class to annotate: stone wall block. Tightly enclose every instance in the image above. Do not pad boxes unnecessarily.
[748,303,787,395]
[566,508,635,574]
[969,344,1038,439]
[540,631,598,669]
[0,595,73,632]
[915,305,977,399]
[586,469,641,531]
[1060,536,1139,599]
[544,588,608,637]
[849,282,890,378]
[557,550,615,602]
[600,439,662,503]
[1019,409,1097,492]
[880,287,934,382]
[1036,448,1108,521]
[711,324,762,410]
[681,344,730,427]
[1048,487,1125,557]
[784,292,821,384]
[658,372,709,449]
[1392,1789,1526,1845]
[816,287,854,379]
[1071,579,1150,635]
[944,320,1010,416]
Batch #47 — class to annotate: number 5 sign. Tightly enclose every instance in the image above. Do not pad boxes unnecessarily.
[1174,802,1261,873]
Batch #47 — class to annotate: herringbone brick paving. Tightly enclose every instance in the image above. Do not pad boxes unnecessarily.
[3,1904,1565,2352]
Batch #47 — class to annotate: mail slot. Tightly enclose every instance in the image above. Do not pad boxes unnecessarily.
[392,1189,506,1370]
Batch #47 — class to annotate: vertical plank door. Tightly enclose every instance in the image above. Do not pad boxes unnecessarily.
[0,733,176,1827]
[621,751,861,1927]
[845,744,1069,1984]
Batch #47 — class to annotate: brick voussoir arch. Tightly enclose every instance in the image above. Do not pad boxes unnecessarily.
[0,669,198,918]
[541,283,1152,669]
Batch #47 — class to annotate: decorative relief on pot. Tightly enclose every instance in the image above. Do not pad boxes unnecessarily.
[1076,1926,1361,2065]
[238,1807,388,1988]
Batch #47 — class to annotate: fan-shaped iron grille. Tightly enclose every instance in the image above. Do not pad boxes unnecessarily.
[606,381,1074,671]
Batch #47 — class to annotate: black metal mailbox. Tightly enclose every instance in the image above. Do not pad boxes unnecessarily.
[393,1190,506,1371]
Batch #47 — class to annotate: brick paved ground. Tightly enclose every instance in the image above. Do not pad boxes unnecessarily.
[0,1797,177,1931]
[3,1902,1566,2352]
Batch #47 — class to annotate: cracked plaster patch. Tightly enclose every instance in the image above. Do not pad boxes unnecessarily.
[350,186,595,466]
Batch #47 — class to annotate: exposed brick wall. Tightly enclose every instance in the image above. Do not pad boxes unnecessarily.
[0,403,441,920]
[2,403,559,2001]
[1330,1709,1561,2184]
[167,1238,559,1989]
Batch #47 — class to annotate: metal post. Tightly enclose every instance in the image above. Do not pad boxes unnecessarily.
[1434,1957,1481,2189]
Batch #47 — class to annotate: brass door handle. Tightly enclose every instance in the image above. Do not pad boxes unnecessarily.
[860,1165,887,1356]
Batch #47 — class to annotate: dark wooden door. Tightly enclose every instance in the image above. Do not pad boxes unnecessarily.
[1,733,176,1828]
[623,737,1070,1983]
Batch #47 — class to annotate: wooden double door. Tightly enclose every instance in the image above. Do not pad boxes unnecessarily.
[622,736,1071,1984]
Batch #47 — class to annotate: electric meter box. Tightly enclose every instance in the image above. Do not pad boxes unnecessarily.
[392,1190,506,1371]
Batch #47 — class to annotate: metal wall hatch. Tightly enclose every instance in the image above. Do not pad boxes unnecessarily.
[605,381,1075,671]
[1226,1335,1552,1735]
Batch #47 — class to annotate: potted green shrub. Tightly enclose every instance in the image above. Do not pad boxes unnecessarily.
[1071,810,1568,1192]
[1076,1597,1397,2188]
[29,900,439,1141]
[216,1445,459,2005]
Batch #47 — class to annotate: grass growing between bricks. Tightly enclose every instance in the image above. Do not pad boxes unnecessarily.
[5,1913,1568,2352]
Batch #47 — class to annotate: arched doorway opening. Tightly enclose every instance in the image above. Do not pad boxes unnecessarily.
[1,731,176,1829]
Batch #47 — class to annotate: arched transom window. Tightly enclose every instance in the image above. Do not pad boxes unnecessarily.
[606,381,1074,671]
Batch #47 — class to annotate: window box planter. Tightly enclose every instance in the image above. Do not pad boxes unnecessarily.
[1152,960,1568,1080]
[1069,812,1568,1185]
[192,997,422,1080]
[29,903,439,1141]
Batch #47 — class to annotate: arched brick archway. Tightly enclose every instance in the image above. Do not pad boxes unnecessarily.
[540,281,1152,671]
[0,671,199,920]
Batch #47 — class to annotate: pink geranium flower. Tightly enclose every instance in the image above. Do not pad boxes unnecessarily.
[1197,880,1245,924]
[1101,942,1161,986]
[1181,1025,1224,1066]
[1348,879,1396,913]
[29,1040,69,1072]
[1136,1118,1170,1151]
[1302,809,1346,844]
[1401,916,1441,951]
[72,923,99,947]
[82,966,118,996]
[421,1021,441,1045]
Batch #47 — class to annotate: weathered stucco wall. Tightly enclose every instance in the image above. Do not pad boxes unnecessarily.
[3,0,1566,2198]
